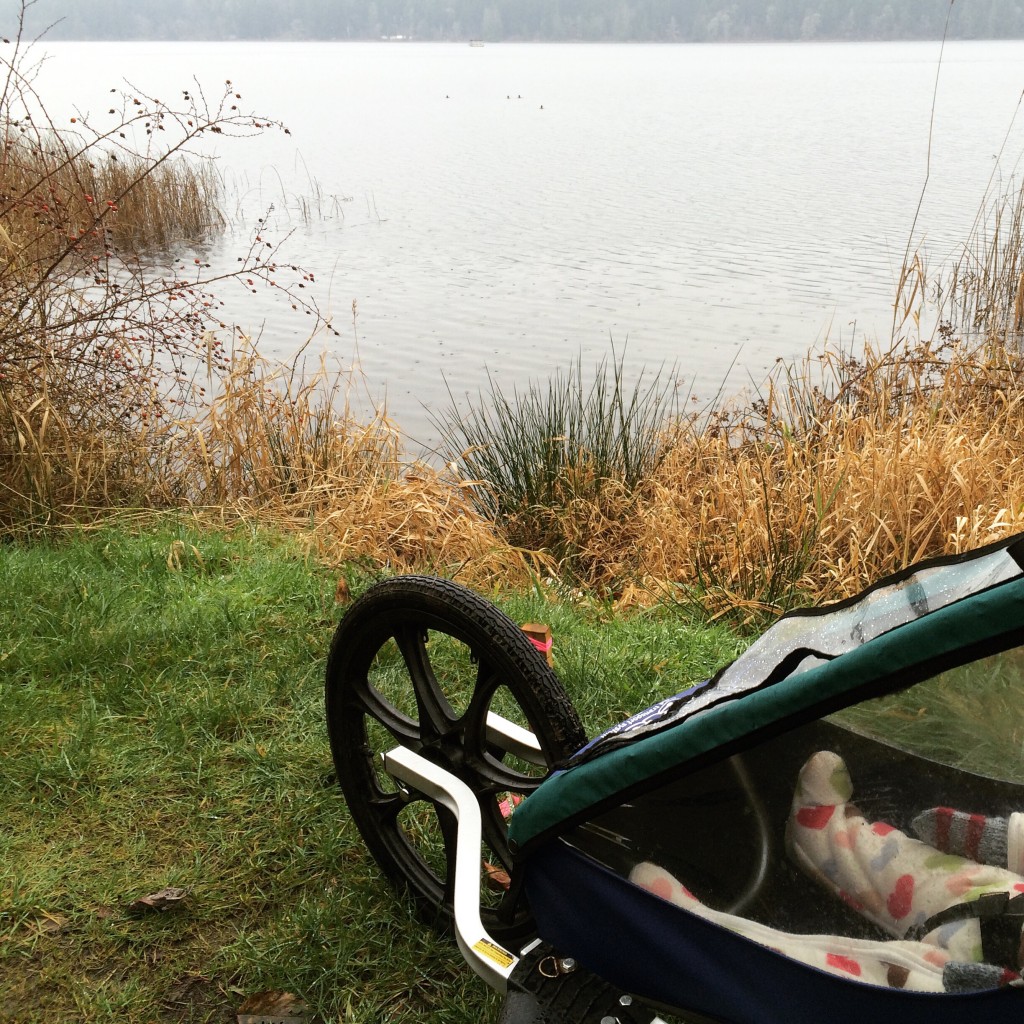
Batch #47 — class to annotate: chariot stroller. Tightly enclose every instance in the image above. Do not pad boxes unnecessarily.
[326,532,1024,1023]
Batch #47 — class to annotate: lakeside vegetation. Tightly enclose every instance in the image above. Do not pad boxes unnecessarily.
[5,4,1024,1021]
[2,5,1022,625]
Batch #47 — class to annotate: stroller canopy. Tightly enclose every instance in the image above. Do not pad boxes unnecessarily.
[509,533,1024,855]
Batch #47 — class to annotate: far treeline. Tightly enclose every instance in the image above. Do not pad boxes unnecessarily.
[22,0,1024,42]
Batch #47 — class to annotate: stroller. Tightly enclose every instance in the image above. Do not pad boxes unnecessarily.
[326,532,1024,1023]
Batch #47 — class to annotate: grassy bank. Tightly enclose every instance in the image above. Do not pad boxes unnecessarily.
[4,0,1024,619]
[0,522,740,1023]
[437,334,1024,620]
[10,329,1024,624]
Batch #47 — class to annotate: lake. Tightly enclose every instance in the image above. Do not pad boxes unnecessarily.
[33,39,1024,451]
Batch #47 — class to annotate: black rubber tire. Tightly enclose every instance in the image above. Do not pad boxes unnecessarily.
[326,576,586,944]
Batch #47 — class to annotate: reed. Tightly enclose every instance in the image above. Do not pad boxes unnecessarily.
[433,351,681,576]
[0,118,222,530]
[24,319,1011,617]
[0,138,224,261]
[939,175,1024,346]
[602,335,1024,619]
[0,330,536,587]
[436,333,1023,615]
[152,342,536,584]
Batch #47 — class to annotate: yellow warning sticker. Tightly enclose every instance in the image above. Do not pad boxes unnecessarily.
[472,938,515,969]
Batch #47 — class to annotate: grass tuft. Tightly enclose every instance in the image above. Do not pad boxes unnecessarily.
[434,350,682,579]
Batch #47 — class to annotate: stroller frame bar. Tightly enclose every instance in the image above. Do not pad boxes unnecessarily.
[485,712,546,765]
[383,743,520,992]
[383,741,671,1024]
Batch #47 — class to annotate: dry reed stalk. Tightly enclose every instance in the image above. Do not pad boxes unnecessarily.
[12,322,1023,608]
[0,28,332,535]
[580,338,1024,618]
[10,330,1024,603]
[307,466,549,585]
[0,339,157,528]
[941,177,1024,343]
[0,140,221,267]
[92,155,225,249]
[145,343,539,587]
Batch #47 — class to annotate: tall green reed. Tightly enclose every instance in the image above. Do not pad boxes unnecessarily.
[434,349,682,565]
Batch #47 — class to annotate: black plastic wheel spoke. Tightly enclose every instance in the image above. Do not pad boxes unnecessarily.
[461,664,547,791]
[350,678,421,746]
[474,758,546,793]
[460,658,501,753]
[393,623,456,743]
[436,805,459,905]
[366,789,407,828]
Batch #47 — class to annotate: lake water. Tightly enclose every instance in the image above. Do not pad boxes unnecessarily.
[33,39,1024,451]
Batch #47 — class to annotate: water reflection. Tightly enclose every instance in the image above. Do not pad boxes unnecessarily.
[33,39,1024,450]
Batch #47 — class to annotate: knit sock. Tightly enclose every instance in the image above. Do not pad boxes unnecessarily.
[911,806,1008,867]
[943,960,1019,992]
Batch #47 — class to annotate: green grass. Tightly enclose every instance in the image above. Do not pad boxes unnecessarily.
[0,519,740,1024]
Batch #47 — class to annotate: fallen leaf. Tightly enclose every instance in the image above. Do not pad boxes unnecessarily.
[237,990,306,1023]
[483,861,511,892]
[334,576,351,604]
[33,911,68,935]
[127,887,188,916]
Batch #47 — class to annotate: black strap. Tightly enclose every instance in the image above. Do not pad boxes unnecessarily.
[1009,536,1024,572]
[907,891,1024,970]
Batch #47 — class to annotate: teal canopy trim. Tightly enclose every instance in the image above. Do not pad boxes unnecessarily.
[510,576,1024,853]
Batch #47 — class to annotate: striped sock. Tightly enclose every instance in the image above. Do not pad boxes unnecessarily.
[911,806,1008,867]
[943,960,1019,992]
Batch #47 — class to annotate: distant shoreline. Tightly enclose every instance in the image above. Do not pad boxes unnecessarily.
[31,35,1024,44]
[22,0,1024,47]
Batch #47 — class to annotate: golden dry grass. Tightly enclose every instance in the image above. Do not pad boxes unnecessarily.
[0,137,223,267]
[573,336,1024,617]
[158,344,543,585]
[0,341,157,525]
[8,332,1024,612]
[0,336,542,588]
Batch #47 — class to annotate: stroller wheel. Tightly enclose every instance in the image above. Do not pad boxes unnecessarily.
[326,576,586,943]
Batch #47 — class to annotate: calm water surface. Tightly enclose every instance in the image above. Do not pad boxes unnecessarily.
[37,40,1024,450]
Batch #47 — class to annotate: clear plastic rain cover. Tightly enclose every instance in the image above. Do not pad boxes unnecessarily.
[568,544,1023,768]
[565,634,1024,994]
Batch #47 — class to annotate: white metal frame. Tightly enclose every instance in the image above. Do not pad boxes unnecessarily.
[379,712,668,1023]
[383,743,519,989]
